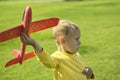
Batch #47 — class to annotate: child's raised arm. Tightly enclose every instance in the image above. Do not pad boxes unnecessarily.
[20,33,43,54]
[20,33,57,68]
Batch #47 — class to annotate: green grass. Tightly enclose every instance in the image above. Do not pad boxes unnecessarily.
[0,0,120,80]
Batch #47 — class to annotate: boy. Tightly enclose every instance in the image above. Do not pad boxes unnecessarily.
[21,20,94,80]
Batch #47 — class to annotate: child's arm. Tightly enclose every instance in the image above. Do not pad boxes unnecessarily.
[82,67,95,79]
[20,33,58,68]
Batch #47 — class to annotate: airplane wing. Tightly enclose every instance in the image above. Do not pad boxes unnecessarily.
[0,25,23,42]
[5,51,35,67]
[30,18,59,33]
[0,18,59,42]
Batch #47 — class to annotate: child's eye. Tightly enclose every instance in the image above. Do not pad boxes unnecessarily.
[76,38,79,40]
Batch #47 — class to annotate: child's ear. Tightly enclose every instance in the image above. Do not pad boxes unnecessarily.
[55,36,65,45]
[60,35,65,43]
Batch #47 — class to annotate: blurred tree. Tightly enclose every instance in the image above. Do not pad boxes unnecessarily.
[64,0,83,1]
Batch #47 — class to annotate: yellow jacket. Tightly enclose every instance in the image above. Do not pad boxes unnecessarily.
[36,51,87,80]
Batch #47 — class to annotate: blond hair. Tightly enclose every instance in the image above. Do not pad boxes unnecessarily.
[52,20,79,40]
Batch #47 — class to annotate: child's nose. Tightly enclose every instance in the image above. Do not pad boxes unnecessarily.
[78,41,81,46]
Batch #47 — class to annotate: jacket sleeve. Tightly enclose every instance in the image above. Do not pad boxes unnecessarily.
[35,50,58,69]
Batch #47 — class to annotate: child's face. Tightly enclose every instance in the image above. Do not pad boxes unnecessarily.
[63,29,81,54]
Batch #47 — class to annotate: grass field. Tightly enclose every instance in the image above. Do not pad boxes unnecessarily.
[0,0,120,80]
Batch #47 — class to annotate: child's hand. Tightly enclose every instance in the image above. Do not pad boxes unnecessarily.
[20,33,36,46]
[82,67,94,79]
[20,33,43,53]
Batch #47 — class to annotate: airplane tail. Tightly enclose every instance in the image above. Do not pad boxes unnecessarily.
[5,50,35,67]
[12,49,22,58]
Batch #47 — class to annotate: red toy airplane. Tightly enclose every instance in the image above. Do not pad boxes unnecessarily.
[0,6,59,67]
